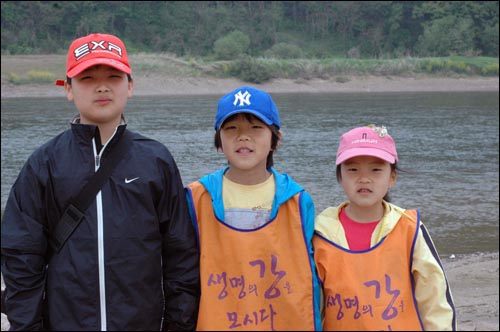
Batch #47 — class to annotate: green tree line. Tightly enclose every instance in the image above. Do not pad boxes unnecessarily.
[1,1,498,59]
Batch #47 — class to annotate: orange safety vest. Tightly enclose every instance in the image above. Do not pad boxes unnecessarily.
[189,181,316,331]
[313,210,424,331]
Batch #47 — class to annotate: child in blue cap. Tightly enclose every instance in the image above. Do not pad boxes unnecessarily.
[186,86,322,331]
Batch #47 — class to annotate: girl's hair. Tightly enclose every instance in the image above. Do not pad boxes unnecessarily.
[214,113,280,169]
[336,162,400,202]
[66,73,132,85]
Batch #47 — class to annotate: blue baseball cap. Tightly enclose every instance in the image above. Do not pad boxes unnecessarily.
[214,86,280,130]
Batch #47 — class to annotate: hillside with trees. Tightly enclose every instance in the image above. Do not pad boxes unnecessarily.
[1,1,498,59]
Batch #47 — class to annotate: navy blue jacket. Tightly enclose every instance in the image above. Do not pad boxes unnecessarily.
[1,120,200,331]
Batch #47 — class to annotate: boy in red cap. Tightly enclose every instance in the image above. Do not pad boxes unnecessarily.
[313,124,456,330]
[1,33,199,331]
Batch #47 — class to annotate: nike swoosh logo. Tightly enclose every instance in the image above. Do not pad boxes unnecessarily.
[125,177,139,184]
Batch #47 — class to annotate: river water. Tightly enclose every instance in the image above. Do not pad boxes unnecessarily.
[1,91,498,257]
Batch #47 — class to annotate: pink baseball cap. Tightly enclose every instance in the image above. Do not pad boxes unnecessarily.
[336,125,398,165]
[55,33,131,86]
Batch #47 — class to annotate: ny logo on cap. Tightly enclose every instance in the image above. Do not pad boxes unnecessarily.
[74,40,123,60]
[233,90,251,107]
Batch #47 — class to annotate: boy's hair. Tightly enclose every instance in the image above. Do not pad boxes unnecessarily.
[214,113,280,169]
[66,73,132,85]
[336,162,400,202]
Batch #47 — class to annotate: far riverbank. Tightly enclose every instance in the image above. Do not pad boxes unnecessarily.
[1,75,498,99]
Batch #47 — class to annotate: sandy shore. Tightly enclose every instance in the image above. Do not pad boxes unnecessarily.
[1,252,498,331]
[1,74,498,99]
[444,252,499,331]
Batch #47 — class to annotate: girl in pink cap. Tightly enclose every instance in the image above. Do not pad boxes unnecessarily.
[313,124,456,331]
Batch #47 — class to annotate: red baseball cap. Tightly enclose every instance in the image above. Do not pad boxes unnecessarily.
[55,33,131,86]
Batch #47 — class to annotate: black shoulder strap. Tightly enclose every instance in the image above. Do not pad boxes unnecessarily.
[49,130,133,252]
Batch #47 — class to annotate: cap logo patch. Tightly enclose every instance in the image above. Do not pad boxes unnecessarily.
[233,90,252,107]
[352,137,378,145]
[74,40,123,61]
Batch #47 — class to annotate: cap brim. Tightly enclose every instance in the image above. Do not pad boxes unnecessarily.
[336,148,396,165]
[216,109,273,130]
[67,58,131,78]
